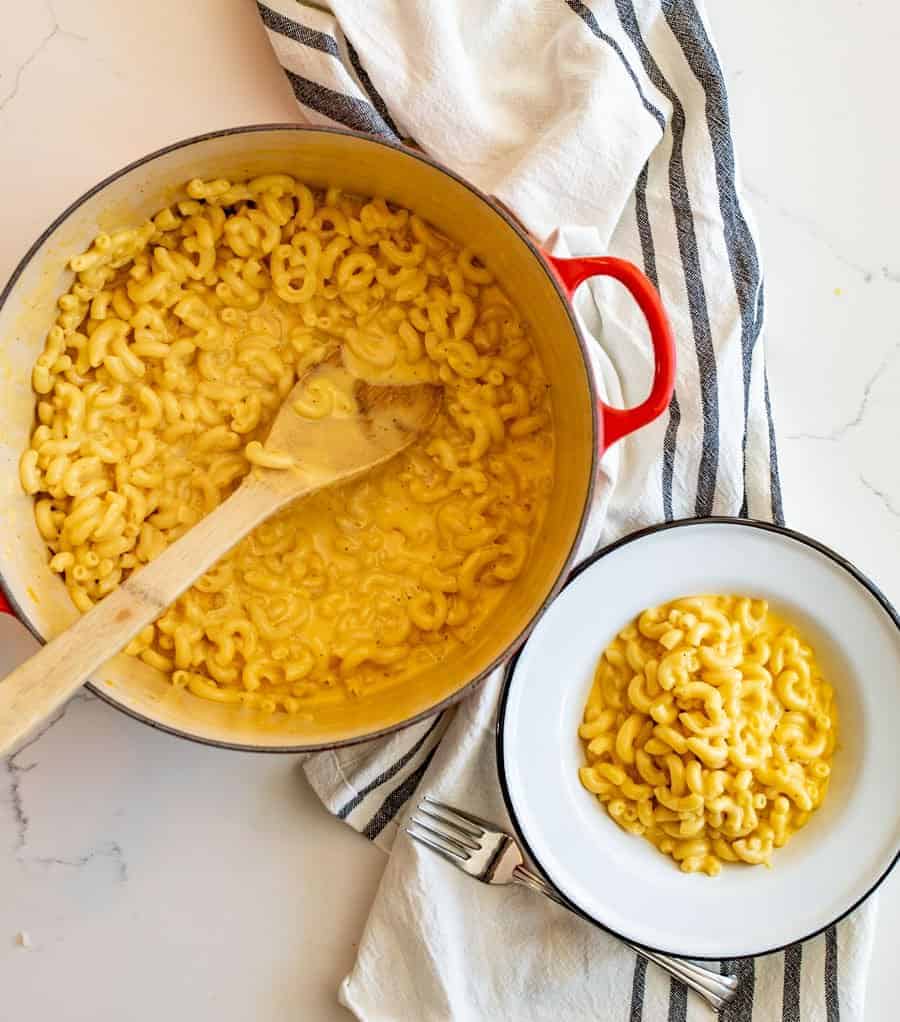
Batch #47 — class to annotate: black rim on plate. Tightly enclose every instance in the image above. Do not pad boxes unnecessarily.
[0,123,598,753]
[495,515,900,960]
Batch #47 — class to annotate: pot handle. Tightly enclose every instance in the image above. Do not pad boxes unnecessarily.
[0,591,12,617]
[544,253,676,452]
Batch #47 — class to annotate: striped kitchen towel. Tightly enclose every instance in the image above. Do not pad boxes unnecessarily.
[257,1,877,1019]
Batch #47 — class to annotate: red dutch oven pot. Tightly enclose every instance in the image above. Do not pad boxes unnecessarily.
[0,125,674,751]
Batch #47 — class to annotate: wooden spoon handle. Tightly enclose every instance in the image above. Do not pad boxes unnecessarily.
[0,479,279,754]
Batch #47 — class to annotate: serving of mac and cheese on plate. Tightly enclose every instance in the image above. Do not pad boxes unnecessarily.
[578,595,837,875]
[499,518,900,958]
[17,175,555,715]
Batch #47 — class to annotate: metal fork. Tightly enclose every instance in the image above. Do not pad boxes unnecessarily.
[407,797,739,1012]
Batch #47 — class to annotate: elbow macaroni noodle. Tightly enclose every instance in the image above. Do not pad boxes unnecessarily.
[578,596,837,875]
[21,177,555,713]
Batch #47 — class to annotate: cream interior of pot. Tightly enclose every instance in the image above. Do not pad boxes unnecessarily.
[0,128,595,749]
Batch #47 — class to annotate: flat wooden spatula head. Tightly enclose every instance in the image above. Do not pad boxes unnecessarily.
[261,364,442,496]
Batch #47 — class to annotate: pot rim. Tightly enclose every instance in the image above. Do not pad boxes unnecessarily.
[0,123,600,753]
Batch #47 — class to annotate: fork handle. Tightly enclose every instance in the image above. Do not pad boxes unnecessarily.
[510,865,738,1012]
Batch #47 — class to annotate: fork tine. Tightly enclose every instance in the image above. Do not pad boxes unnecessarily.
[421,796,487,836]
[406,826,469,867]
[414,806,482,849]
[409,816,474,858]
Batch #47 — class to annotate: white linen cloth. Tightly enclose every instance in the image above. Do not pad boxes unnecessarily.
[256,1,878,1018]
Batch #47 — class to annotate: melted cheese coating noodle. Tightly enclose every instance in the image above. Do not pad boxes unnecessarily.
[21,178,555,713]
[578,596,837,875]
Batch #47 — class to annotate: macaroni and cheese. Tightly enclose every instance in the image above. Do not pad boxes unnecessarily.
[20,176,555,713]
[578,596,837,875]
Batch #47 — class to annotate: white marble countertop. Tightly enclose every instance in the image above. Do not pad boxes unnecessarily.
[0,1,896,1018]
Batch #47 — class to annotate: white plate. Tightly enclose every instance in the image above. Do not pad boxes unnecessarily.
[497,519,900,959]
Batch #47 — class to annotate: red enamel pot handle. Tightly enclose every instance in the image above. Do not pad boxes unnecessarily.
[544,253,676,452]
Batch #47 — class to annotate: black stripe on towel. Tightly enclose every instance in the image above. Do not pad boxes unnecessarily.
[567,3,679,523]
[662,393,682,522]
[662,0,764,520]
[566,1,667,132]
[337,713,445,819]
[782,943,802,1021]
[634,159,681,522]
[282,68,396,139]
[342,35,403,140]
[718,957,755,1021]
[363,744,440,841]
[760,290,785,524]
[256,1,340,56]
[613,0,721,518]
[629,955,647,1022]
[634,162,659,290]
[825,924,840,1022]
[667,976,687,1022]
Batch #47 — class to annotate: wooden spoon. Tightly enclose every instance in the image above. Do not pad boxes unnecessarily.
[0,367,441,754]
